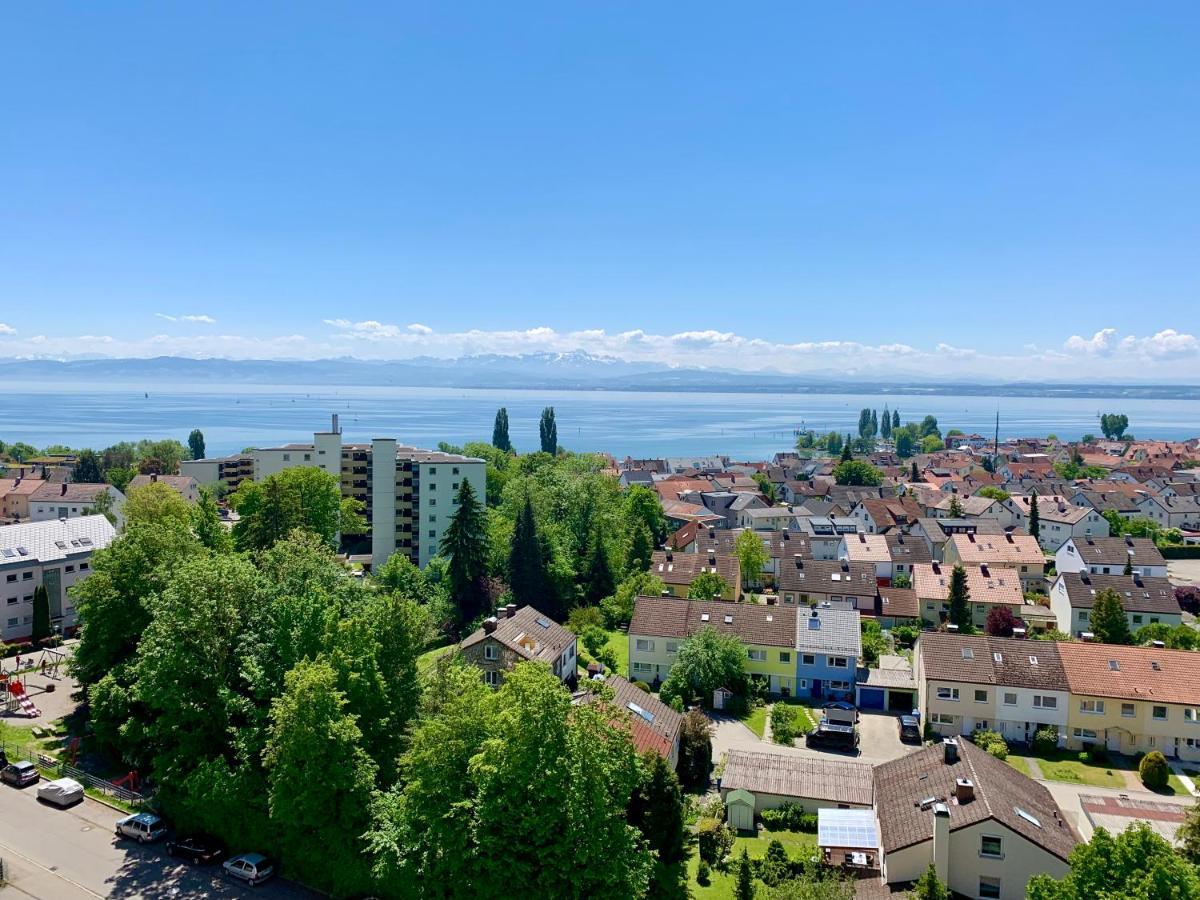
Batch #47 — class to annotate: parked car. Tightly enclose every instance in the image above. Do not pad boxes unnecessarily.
[115,812,168,843]
[822,700,859,725]
[898,715,922,744]
[1,760,40,787]
[38,777,84,807]
[223,853,275,886]
[805,722,859,752]
[166,834,226,865]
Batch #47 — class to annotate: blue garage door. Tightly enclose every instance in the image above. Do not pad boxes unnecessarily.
[858,688,885,710]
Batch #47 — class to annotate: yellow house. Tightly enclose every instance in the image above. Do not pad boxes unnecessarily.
[650,550,741,600]
[912,563,1023,629]
[1058,642,1200,761]
[628,596,798,695]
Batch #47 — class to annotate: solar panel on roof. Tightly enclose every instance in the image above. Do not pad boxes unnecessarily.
[535,616,551,629]
[627,701,654,724]
[0,549,14,558]
[16,547,28,556]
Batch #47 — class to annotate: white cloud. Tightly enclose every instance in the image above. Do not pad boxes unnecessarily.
[156,312,216,324]
[1064,327,1200,361]
[1064,328,1119,355]
[0,323,15,336]
[407,323,433,334]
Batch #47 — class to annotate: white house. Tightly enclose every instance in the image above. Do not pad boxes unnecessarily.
[1054,536,1167,578]
[1049,572,1181,637]
[28,483,124,526]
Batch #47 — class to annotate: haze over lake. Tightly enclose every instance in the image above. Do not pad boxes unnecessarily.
[3,382,1198,460]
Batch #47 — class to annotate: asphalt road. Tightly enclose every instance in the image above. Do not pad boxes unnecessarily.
[0,781,319,899]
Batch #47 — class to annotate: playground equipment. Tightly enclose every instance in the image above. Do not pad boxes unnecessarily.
[0,676,40,718]
[35,647,65,680]
[111,770,141,793]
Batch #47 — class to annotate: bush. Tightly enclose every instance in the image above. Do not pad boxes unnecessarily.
[987,743,1008,761]
[1032,726,1059,755]
[971,728,1008,761]
[696,859,711,886]
[697,817,735,864]
[759,802,818,833]
[1140,750,1170,790]
[771,704,799,745]
[566,606,604,633]
[632,680,650,692]
[892,624,920,647]
[1078,751,1092,764]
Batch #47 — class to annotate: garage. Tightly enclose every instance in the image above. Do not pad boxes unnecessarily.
[887,690,916,713]
[858,688,885,710]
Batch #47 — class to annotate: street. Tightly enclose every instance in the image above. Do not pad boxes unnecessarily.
[0,782,318,899]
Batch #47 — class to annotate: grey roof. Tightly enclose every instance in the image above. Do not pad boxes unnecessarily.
[0,515,116,568]
[459,605,575,663]
[795,606,862,657]
[860,655,916,690]
[1057,571,1180,615]
[722,749,874,806]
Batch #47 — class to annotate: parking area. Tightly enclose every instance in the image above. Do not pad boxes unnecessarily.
[1168,558,1200,587]
[709,707,920,768]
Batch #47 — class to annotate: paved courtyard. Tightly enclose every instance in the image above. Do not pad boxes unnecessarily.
[1168,558,1200,587]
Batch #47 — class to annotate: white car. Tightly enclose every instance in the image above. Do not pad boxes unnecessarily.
[37,777,84,807]
[223,853,275,886]
[115,812,168,843]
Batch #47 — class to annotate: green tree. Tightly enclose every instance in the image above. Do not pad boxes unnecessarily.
[374,552,428,600]
[1028,489,1040,539]
[74,448,103,483]
[947,496,964,518]
[1139,750,1170,790]
[191,486,233,553]
[1028,823,1200,899]
[880,405,892,440]
[735,529,769,589]
[919,434,944,454]
[625,484,668,544]
[440,479,491,625]
[840,440,853,462]
[231,466,347,550]
[582,526,618,607]
[264,658,377,897]
[857,408,872,440]
[187,429,206,460]
[1178,800,1200,864]
[601,571,664,629]
[869,408,878,438]
[508,495,560,618]
[1099,413,1129,440]
[31,585,52,643]
[734,847,755,900]
[832,460,883,486]
[659,627,746,707]
[977,486,1010,502]
[677,709,713,789]
[919,415,941,439]
[89,488,118,526]
[752,471,777,503]
[892,409,900,429]
[491,407,512,452]
[911,863,949,900]
[628,751,686,865]
[895,429,916,458]
[688,571,729,601]
[948,564,972,631]
[539,406,558,455]
[626,521,655,576]
[124,481,193,528]
[1090,587,1133,644]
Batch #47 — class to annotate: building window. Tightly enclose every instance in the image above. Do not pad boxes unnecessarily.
[828,680,850,691]
[974,689,988,703]
[665,641,678,654]
[1072,727,1098,739]
[1003,692,1017,706]
[748,649,766,662]
[428,515,436,523]
[452,482,459,490]
[484,645,498,660]
[80,563,89,571]
[1033,695,1056,710]
[4,575,14,584]
[429,467,437,475]
[931,712,955,726]
[1153,706,1168,721]
[484,670,500,687]
[453,467,459,475]
[779,651,791,663]
[980,835,1003,858]
[428,530,436,539]
[979,877,1002,899]
[802,654,815,666]
[22,572,32,581]
[1185,708,1200,723]
[1122,703,1136,718]
[283,454,290,461]
[429,484,437,492]
[635,639,655,652]
[632,661,653,675]
[1080,699,1105,715]
[6,617,16,627]
[830,656,848,668]
[65,565,74,573]
[937,687,960,701]
[1132,615,1143,625]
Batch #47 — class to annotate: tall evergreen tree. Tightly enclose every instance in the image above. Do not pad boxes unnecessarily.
[948,564,972,631]
[491,408,512,452]
[187,429,206,461]
[440,480,490,625]
[892,409,900,429]
[911,461,919,482]
[948,496,964,518]
[508,496,557,617]
[840,440,853,462]
[857,408,872,439]
[628,751,686,865]
[1028,489,1041,539]
[582,526,617,607]
[1090,588,1133,644]
[539,407,558,455]
[31,584,52,643]
[734,848,755,900]
[869,409,879,438]
[626,521,654,576]
[880,405,892,439]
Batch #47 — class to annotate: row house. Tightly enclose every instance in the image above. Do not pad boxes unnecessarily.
[1002,495,1107,552]
[775,557,877,611]
[944,532,1045,592]
[1054,535,1167,579]
[1048,571,1181,637]
[650,549,741,600]
[1136,494,1200,530]
[912,563,1023,630]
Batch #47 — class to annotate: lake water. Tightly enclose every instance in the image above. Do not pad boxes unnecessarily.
[2,382,1198,460]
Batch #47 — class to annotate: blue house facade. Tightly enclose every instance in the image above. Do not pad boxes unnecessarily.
[793,606,862,701]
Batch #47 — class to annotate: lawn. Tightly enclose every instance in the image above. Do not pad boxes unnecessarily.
[578,628,629,678]
[1034,752,1128,789]
[686,829,817,899]
[417,643,454,673]
[1005,754,1035,778]
[741,706,767,739]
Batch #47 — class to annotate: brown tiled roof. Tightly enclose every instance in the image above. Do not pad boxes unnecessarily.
[776,558,877,597]
[1057,642,1200,705]
[29,482,112,503]
[577,674,682,758]
[629,596,797,648]
[127,474,197,492]
[459,605,575,663]
[919,632,1068,691]
[912,563,1022,606]
[885,533,933,566]
[1057,572,1179,615]
[842,532,891,562]
[873,739,1077,861]
[722,749,874,806]
[650,550,739,589]
[877,587,919,620]
[949,533,1043,566]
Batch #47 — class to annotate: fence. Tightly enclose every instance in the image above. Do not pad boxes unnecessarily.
[32,754,147,806]
[1162,546,1200,560]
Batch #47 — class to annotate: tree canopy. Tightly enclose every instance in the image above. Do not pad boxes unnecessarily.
[832,460,883,486]
[660,626,747,706]
[1028,824,1200,899]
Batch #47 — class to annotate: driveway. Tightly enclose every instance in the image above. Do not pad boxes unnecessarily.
[709,708,919,769]
[1168,558,1200,587]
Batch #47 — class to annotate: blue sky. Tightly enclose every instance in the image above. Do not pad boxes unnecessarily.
[2,2,1198,378]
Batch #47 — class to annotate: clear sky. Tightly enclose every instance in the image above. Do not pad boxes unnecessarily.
[2,2,1198,379]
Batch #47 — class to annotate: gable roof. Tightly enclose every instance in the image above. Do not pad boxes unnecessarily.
[950,532,1044,566]
[1056,572,1179,615]
[0,514,117,567]
[722,749,874,806]
[576,674,682,758]
[29,482,114,504]
[912,563,1023,606]
[918,632,1068,691]
[1057,642,1200,705]
[459,605,575,663]
[629,596,797,648]
[884,532,933,566]
[650,550,739,588]
[795,606,862,657]
[776,557,877,596]
[873,739,1076,861]
[842,532,891,563]
[877,587,920,620]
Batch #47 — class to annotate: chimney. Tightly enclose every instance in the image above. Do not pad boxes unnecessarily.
[1005,533,1015,544]
[932,803,951,883]
[943,737,959,764]
[665,550,674,562]
[151,472,158,483]
[708,552,717,566]
[954,778,975,804]
[506,603,517,618]
[61,483,67,495]
[496,607,508,620]
[483,617,498,634]
[1125,535,1134,547]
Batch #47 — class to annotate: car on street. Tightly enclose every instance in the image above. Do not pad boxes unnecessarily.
[898,715,922,744]
[1,760,41,788]
[37,777,85,807]
[223,853,275,886]
[166,834,226,865]
[805,722,859,752]
[115,812,168,843]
